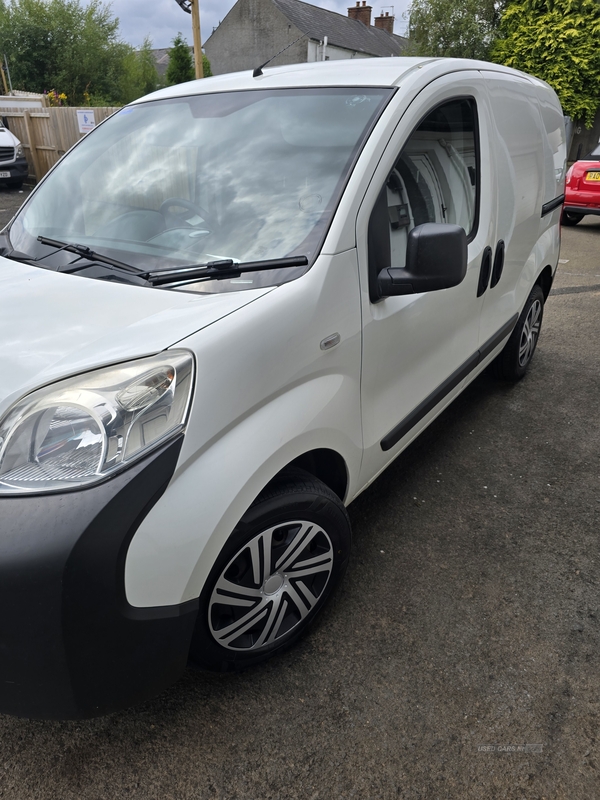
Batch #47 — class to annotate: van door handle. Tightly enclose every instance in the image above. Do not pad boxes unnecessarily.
[476,246,493,297]
[490,240,505,288]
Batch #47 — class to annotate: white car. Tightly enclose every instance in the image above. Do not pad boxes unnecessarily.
[0,119,28,189]
[0,57,566,719]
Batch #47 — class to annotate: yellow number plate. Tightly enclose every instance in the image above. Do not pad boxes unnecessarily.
[585,171,600,181]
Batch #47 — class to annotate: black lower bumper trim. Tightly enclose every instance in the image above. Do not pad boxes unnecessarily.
[0,435,198,720]
[563,205,600,217]
[0,157,29,180]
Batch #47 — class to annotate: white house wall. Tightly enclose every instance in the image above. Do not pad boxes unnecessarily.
[306,40,373,62]
[205,0,307,76]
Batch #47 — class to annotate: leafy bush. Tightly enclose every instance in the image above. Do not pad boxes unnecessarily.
[0,0,159,106]
[492,0,600,126]
[407,0,501,60]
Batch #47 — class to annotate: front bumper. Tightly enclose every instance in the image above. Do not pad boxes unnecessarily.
[0,435,199,720]
[0,156,29,182]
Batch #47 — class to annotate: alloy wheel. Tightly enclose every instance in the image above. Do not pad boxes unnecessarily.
[208,520,334,651]
[518,298,542,367]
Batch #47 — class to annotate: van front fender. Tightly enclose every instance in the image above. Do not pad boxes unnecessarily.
[124,373,361,608]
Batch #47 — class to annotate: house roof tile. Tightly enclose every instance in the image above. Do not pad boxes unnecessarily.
[272,0,407,57]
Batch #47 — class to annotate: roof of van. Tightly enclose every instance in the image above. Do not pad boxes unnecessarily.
[137,57,549,104]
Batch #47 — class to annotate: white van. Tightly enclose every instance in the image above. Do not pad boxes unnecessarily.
[0,118,28,188]
[0,58,566,719]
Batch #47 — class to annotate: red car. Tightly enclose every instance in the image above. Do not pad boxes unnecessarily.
[562,143,600,225]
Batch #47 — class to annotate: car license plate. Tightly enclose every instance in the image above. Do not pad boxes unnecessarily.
[0,171,10,179]
[585,171,600,181]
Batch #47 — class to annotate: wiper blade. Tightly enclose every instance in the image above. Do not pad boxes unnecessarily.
[144,255,309,287]
[37,236,145,276]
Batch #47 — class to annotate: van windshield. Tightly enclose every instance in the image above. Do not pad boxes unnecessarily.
[7,87,392,293]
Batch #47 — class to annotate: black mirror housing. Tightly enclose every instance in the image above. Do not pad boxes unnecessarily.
[377,223,468,298]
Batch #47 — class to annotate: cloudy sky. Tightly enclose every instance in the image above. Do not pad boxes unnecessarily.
[88,0,411,50]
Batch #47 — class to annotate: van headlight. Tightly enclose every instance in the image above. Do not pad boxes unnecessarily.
[0,351,194,494]
[15,143,24,158]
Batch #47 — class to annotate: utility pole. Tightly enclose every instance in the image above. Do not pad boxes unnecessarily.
[173,0,204,79]
[191,0,204,79]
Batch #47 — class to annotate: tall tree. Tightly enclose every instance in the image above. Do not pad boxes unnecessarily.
[166,33,195,86]
[120,36,159,104]
[492,0,600,126]
[407,0,502,60]
[0,0,167,105]
[0,0,130,104]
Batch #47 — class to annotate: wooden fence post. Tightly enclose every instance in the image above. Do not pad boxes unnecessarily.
[22,110,43,182]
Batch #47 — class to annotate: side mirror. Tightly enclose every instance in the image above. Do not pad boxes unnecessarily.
[377,223,468,298]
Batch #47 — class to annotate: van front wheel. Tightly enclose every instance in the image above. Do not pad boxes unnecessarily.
[492,285,544,382]
[189,470,351,672]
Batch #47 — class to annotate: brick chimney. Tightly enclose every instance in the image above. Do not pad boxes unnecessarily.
[374,11,395,35]
[348,1,372,27]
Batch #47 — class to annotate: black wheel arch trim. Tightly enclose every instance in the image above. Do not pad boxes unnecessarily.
[380,314,519,452]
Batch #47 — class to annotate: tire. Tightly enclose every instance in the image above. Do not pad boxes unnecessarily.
[6,179,23,190]
[492,284,544,382]
[561,210,583,226]
[189,468,352,672]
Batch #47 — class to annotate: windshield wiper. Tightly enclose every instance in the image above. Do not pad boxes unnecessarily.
[36,236,145,276]
[144,255,309,287]
[8,239,308,288]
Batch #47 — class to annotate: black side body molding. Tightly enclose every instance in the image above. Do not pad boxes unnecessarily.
[380,314,518,452]
[478,314,519,361]
[541,194,565,217]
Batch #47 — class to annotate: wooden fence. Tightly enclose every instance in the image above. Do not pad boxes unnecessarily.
[1,106,120,181]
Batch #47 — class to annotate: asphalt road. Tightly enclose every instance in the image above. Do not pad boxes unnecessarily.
[0,183,30,229]
[0,185,599,799]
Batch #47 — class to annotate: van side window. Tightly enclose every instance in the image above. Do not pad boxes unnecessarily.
[369,98,479,286]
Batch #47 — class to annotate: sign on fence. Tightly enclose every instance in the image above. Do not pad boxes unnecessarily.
[76,109,96,134]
